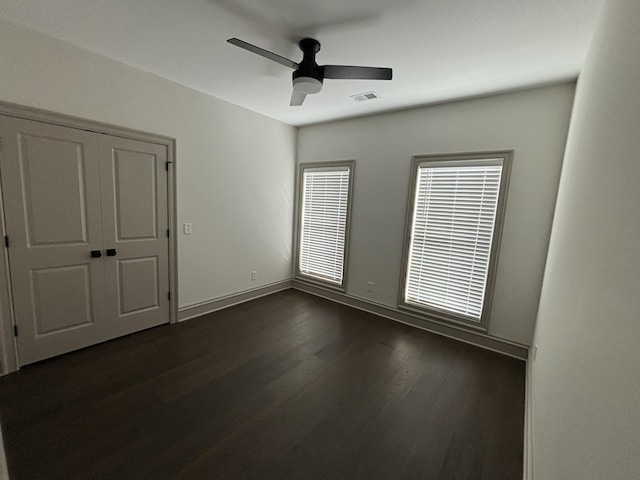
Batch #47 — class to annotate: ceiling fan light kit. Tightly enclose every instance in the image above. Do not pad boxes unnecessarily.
[227,37,392,106]
[293,76,323,94]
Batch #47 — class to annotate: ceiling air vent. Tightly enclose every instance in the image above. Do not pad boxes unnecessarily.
[351,91,380,102]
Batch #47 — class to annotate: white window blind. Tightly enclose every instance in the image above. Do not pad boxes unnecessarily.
[299,166,351,285]
[405,162,503,321]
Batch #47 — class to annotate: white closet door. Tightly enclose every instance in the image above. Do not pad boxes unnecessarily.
[0,117,171,366]
[0,117,107,365]
[98,134,169,338]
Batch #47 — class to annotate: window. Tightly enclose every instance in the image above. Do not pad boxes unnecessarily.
[296,161,354,288]
[399,152,511,330]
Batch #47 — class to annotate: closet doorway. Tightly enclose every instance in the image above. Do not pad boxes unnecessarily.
[0,106,177,367]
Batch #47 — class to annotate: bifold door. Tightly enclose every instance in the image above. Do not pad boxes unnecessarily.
[0,116,170,365]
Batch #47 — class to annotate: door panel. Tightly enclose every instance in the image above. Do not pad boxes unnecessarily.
[99,134,169,336]
[32,264,94,334]
[0,117,107,364]
[113,148,158,240]
[118,257,159,315]
[21,134,90,246]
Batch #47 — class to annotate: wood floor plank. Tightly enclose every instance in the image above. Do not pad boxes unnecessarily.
[0,289,525,479]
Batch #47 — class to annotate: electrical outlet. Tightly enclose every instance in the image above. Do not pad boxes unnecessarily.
[367,281,374,293]
[251,271,257,281]
[533,344,538,360]
[183,223,192,235]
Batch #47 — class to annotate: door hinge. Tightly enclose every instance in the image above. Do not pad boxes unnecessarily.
[3,236,8,248]
[165,161,173,172]
[166,228,170,238]
[13,325,18,337]
[168,292,171,300]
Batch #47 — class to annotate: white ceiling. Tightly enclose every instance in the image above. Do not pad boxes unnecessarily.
[0,0,603,126]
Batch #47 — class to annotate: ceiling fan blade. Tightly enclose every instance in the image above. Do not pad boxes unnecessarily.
[290,90,307,106]
[227,38,298,69]
[322,65,393,80]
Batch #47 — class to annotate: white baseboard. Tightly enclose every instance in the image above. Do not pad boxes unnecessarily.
[177,280,293,322]
[292,280,529,360]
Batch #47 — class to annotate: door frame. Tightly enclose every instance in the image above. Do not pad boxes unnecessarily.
[0,100,179,374]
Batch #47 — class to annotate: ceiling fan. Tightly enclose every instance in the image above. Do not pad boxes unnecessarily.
[227,37,393,106]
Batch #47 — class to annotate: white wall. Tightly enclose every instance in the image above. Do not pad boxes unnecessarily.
[530,0,640,478]
[298,84,575,345]
[0,19,296,308]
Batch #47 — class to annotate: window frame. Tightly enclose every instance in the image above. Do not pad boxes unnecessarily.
[294,160,355,291]
[397,151,512,332]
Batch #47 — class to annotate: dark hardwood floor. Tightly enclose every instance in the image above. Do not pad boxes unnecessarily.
[0,289,525,479]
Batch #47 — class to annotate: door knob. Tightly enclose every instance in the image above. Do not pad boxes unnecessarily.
[90,250,102,258]
[106,248,117,257]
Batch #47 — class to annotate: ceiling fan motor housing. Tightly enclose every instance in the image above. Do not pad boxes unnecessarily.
[292,38,324,94]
